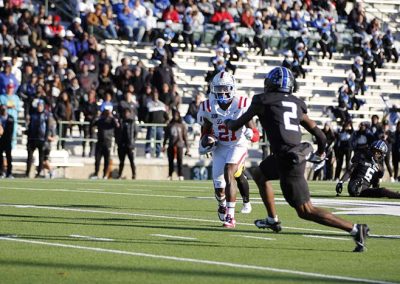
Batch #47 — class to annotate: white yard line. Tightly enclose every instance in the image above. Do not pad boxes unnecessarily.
[303,235,350,241]
[0,187,188,199]
[126,188,205,192]
[369,235,400,239]
[69,235,114,242]
[3,203,400,238]
[232,235,276,241]
[150,234,197,240]
[5,179,208,187]
[0,204,224,224]
[0,236,395,284]
[3,185,400,207]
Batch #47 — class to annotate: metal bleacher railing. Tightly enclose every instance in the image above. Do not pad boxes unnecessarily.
[55,120,276,157]
[57,120,170,157]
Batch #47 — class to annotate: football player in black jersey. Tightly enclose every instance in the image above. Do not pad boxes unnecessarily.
[225,66,369,252]
[336,140,400,198]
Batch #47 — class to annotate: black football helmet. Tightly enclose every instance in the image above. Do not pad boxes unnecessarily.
[264,66,296,94]
[370,140,388,163]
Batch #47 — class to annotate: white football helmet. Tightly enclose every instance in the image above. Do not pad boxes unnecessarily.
[210,71,236,105]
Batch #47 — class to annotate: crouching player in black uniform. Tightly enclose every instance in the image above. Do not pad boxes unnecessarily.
[336,140,400,198]
[225,66,369,252]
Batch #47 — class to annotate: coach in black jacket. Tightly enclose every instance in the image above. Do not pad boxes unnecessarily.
[0,105,14,178]
[26,100,51,178]
[92,106,119,179]
[116,108,137,179]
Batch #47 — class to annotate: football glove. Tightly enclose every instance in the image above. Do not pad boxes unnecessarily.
[336,181,343,196]
[243,127,260,142]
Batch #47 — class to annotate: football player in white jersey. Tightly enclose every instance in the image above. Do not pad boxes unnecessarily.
[197,71,260,228]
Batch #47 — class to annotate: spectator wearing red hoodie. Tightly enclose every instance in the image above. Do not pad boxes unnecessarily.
[44,15,65,46]
[241,6,254,28]
[210,5,233,24]
[162,5,180,23]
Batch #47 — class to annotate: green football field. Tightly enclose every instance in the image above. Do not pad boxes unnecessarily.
[1,179,399,284]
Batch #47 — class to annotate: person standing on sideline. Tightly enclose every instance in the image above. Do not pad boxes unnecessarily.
[116,108,137,179]
[162,110,190,180]
[145,87,168,159]
[376,120,395,182]
[26,100,50,178]
[0,104,14,178]
[82,89,98,157]
[225,66,369,252]
[42,115,57,179]
[92,106,119,179]
[0,82,20,148]
[392,121,400,181]
[334,120,354,180]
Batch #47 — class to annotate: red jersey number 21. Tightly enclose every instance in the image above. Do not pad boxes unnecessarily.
[218,124,237,141]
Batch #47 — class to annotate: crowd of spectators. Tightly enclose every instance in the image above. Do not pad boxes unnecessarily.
[0,1,399,180]
[0,1,192,178]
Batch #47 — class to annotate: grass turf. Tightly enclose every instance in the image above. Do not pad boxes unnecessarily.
[0,179,399,284]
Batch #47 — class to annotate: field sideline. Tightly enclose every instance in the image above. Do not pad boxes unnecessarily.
[1,179,399,284]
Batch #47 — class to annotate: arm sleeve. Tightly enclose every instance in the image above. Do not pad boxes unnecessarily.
[340,162,356,182]
[226,101,259,131]
[308,126,327,155]
[182,124,189,149]
[163,125,170,147]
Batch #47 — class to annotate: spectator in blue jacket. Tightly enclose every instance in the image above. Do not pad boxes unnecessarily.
[0,82,20,148]
[63,30,78,60]
[0,62,19,94]
[117,5,138,41]
[154,0,171,18]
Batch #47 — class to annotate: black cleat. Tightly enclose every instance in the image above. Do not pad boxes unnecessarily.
[254,219,282,233]
[217,205,227,222]
[353,224,369,252]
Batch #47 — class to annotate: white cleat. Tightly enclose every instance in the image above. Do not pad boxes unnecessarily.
[240,202,252,214]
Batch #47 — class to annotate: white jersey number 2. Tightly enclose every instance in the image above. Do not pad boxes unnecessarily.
[282,101,299,132]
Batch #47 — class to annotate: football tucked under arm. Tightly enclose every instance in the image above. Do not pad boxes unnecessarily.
[199,134,218,155]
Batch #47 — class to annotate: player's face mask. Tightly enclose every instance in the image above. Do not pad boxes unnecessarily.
[214,85,234,105]
[372,149,384,163]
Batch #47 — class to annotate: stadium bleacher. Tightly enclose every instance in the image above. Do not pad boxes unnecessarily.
[2,0,400,180]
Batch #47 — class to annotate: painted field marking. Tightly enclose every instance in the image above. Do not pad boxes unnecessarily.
[150,234,197,240]
[232,235,276,241]
[369,235,400,239]
[0,204,224,224]
[0,236,395,284]
[0,187,188,199]
[3,203,400,238]
[69,235,114,242]
[4,179,209,187]
[126,188,205,193]
[3,185,400,208]
[303,235,350,241]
